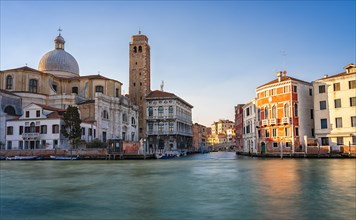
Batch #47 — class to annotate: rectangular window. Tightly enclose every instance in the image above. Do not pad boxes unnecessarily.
[336,137,344,145]
[321,119,328,129]
[82,127,85,136]
[89,128,92,136]
[273,142,278,148]
[52,125,59,134]
[72,87,78,94]
[41,140,46,148]
[335,117,343,128]
[352,136,356,145]
[351,116,356,127]
[320,101,326,110]
[310,109,314,119]
[284,127,290,137]
[116,89,119,97]
[36,110,40,117]
[148,123,153,131]
[7,126,13,135]
[94,129,96,138]
[311,129,315,137]
[295,127,299,136]
[19,126,23,135]
[272,128,277,137]
[319,85,325,93]
[265,129,270,138]
[293,85,297,93]
[309,88,313,96]
[53,140,58,147]
[321,137,329,146]
[246,108,250,116]
[333,83,340,91]
[19,141,23,149]
[349,80,356,89]
[40,125,47,134]
[286,142,291,148]
[26,111,30,118]
[350,97,356,107]
[334,99,341,108]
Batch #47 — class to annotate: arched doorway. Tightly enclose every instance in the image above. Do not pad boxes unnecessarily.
[261,142,266,154]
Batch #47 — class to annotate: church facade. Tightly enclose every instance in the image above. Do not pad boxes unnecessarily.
[0,33,138,149]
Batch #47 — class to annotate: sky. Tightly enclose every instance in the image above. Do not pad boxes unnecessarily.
[1,1,355,127]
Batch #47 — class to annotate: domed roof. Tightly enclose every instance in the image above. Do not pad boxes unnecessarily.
[38,34,79,77]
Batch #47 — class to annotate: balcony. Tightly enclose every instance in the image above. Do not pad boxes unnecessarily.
[282,117,290,124]
[269,118,277,125]
[262,119,269,126]
[22,133,40,140]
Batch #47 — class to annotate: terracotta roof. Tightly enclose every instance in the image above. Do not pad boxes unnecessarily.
[31,103,66,112]
[257,75,311,89]
[47,111,64,119]
[70,74,123,85]
[0,66,45,74]
[147,90,193,108]
[314,71,356,81]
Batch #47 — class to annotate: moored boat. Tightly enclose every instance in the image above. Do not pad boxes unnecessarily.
[50,155,80,160]
[6,156,39,160]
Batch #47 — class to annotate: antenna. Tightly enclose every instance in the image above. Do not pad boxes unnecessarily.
[160,80,164,91]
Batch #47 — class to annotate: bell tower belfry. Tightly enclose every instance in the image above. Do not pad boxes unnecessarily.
[129,31,151,140]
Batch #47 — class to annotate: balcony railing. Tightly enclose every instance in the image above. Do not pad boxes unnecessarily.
[22,133,40,140]
[262,119,269,126]
[282,117,290,124]
[269,118,277,125]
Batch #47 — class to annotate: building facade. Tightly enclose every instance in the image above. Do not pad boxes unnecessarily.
[0,33,138,148]
[256,71,314,154]
[192,123,208,152]
[234,104,244,151]
[129,32,151,140]
[242,99,258,154]
[313,64,356,149]
[146,90,193,153]
[210,119,235,144]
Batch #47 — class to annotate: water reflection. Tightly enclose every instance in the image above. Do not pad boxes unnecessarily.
[1,153,355,220]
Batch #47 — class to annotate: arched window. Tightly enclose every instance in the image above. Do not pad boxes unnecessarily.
[131,117,136,125]
[284,103,290,117]
[6,75,13,89]
[158,106,164,116]
[123,113,127,122]
[29,79,38,93]
[168,106,174,114]
[4,106,16,115]
[30,122,36,133]
[257,108,261,121]
[148,107,153,117]
[95,86,104,93]
[72,87,78,94]
[264,106,269,119]
[272,105,276,119]
[102,110,109,119]
[138,46,142,53]
[133,46,137,53]
[294,103,298,117]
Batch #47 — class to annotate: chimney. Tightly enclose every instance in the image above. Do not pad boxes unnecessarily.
[283,71,287,76]
[277,71,282,82]
[323,74,328,78]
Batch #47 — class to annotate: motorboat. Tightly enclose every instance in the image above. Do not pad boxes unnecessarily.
[50,155,80,160]
[6,156,39,160]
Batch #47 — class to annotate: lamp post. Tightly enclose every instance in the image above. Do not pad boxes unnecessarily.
[280,138,284,159]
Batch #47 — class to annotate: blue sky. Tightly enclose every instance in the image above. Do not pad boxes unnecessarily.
[1,1,355,127]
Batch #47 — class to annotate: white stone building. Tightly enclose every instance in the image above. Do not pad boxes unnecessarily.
[146,90,193,152]
[0,32,138,148]
[243,99,258,154]
[313,64,356,149]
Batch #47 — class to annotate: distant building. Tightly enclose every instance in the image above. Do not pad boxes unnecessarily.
[313,64,356,150]
[256,71,314,154]
[242,99,258,154]
[192,123,208,152]
[146,90,193,153]
[234,104,244,151]
[210,119,234,144]
[0,32,138,149]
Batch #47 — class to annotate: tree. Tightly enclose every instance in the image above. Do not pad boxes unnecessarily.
[62,105,82,149]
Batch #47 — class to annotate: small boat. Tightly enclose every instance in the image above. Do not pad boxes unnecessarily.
[155,150,181,159]
[6,156,39,160]
[50,155,80,160]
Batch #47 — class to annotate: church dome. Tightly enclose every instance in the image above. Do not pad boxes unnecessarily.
[38,33,79,78]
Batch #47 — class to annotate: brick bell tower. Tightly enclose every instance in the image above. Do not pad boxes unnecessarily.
[129,31,151,140]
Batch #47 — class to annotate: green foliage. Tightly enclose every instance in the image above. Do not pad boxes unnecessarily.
[62,105,82,148]
[86,139,107,148]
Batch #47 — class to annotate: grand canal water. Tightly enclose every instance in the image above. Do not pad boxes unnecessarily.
[1,152,355,220]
